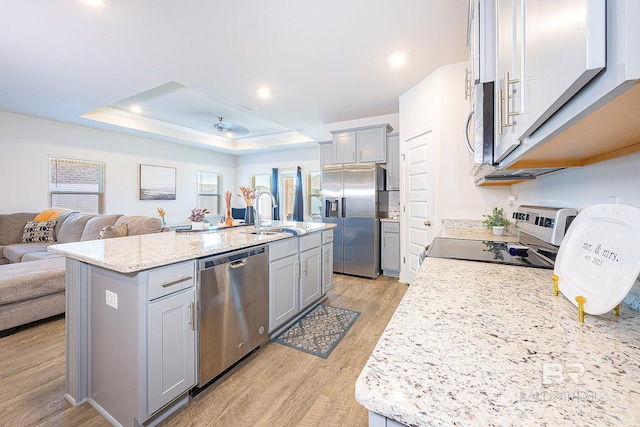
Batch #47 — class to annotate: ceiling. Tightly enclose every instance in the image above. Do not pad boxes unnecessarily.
[0,0,468,154]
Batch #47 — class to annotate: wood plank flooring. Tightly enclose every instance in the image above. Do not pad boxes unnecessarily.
[0,274,407,427]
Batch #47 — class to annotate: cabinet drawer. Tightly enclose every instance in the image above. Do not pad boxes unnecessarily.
[147,260,196,301]
[382,221,400,233]
[299,233,322,252]
[322,229,334,244]
[269,238,298,262]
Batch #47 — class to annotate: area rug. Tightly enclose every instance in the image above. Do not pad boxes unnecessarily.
[273,303,360,359]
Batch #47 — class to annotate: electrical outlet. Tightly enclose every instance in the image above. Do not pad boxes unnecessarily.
[105,290,118,309]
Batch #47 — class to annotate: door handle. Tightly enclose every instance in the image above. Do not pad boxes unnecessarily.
[424,221,432,227]
[341,197,346,218]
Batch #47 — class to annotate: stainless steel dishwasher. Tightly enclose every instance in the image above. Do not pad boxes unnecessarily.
[197,245,269,387]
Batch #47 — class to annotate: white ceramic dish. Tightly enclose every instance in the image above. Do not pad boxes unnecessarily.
[555,204,640,315]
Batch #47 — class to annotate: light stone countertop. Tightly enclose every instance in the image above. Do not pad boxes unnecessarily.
[48,221,335,273]
[381,218,400,222]
[355,257,640,426]
[438,218,519,242]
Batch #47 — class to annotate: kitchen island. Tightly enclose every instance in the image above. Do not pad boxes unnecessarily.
[48,221,334,427]
[355,255,640,426]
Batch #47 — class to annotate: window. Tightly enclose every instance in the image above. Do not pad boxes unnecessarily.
[197,172,220,214]
[250,174,272,221]
[49,156,104,213]
[279,170,296,221]
[308,172,321,217]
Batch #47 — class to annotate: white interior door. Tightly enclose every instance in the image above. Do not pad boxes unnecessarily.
[401,130,435,285]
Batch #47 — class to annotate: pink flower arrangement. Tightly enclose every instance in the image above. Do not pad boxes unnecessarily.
[238,186,257,206]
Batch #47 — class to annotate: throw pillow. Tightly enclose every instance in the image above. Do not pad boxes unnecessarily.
[98,224,128,239]
[33,208,67,222]
[22,220,57,243]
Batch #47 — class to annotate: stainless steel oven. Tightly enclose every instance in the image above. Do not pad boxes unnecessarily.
[427,206,577,268]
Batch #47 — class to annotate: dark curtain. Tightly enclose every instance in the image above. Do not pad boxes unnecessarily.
[292,166,304,221]
[271,168,280,220]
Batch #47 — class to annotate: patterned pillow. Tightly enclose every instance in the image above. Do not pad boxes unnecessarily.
[98,224,128,239]
[22,220,57,243]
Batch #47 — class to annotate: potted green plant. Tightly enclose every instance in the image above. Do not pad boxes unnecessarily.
[482,207,511,236]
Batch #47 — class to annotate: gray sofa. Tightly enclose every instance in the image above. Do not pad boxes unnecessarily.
[0,211,166,334]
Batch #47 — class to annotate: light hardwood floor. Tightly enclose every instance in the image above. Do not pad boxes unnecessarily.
[0,274,407,427]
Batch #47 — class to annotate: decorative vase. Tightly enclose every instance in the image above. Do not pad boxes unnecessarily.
[492,226,505,236]
[225,208,233,226]
[244,205,256,225]
[191,221,204,230]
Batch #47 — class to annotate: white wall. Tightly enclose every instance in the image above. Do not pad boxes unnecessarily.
[512,151,640,210]
[399,61,511,233]
[235,146,321,219]
[0,111,237,226]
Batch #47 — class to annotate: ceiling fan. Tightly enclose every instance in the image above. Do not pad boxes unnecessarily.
[214,116,249,137]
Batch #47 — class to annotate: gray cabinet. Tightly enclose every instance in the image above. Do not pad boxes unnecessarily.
[322,230,333,294]
[318,140,333,166]
[88,260,196,426]
[147,288,195,414]
[299,233,322,310]
[331,124,392,164]
[268,238,299,332]
[381,221,400,277]
[386,133,399,190]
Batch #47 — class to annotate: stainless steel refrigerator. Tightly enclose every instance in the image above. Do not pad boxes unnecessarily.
[321,162,385,278]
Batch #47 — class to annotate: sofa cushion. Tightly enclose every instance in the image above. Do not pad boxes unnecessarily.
[0,213,38,245]
[114,216,163,236]
[57,212,97,243]
[98,223,128,239]
[21,252,63,262]
[0,257,66,305]
[81,214,123,241]
[3,242,53,263]
[22,220,57,243]
[33,208,68,222]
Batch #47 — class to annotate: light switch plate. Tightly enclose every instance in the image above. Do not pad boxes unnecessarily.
[106,290,118,309]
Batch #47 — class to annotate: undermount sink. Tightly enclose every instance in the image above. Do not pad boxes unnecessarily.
[243,229,282,235]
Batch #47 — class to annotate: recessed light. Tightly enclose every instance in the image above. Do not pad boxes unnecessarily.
[257,87,271,98]
[83,0,106,6]
[130,105,142,114]
[226,131,233,138]
[389,53,406,67]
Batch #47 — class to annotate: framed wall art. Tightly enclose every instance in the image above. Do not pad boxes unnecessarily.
[139,164,176,200]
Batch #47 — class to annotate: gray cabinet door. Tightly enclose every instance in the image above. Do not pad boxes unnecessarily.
[381,231,400,272]
[322,242,333,293]
[269,254,299,332]
[300,247,322,309]
[147,289,195,415]
[333,131,357,164]
[358,127,387,162]
[386,134,399,190]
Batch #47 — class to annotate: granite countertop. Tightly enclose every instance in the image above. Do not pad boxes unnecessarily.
[48,221,335,273]
[355,257,640,426]
[381,218,400,222]
[438,218,519,242]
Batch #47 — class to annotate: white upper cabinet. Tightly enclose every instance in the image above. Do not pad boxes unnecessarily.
[495,0,522,162]
[494,0,605,163]
[467,0,496,86]
[517,0,605,141]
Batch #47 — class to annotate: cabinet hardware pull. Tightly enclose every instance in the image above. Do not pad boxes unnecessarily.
[498,88,504,135]
[464,67,472,100]
[230,259,248,269]
[189,301,195,331]
[504,71,520,126]
[161,276,193,288]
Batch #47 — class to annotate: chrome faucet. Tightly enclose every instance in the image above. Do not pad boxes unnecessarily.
[254,191,278,231]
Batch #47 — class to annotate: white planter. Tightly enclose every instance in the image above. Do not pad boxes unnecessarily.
[191,221,205,230]
[492,226,505,236]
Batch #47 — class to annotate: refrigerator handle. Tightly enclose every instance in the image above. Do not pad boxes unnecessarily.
[341,197,346,218]
[324,199,330,218]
